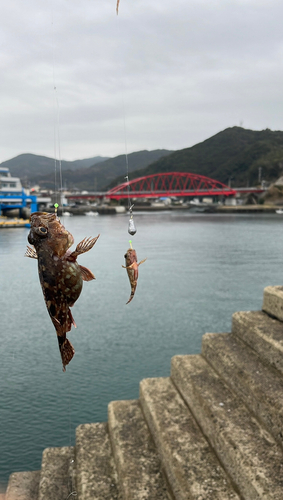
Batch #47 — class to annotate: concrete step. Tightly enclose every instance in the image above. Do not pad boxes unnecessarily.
[5,471,40,500]
[108,399,171,500]
[75,422,120,500]
[38,446,75,500]
[262,285,283,321]
[171,354,283,500]
[232,310,283,375]
[202,332,283,449]
[139,376,241,500]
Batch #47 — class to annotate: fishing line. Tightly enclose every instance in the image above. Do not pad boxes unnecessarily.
[65,372,77,499]
[51,10,77,500]
[116,2,136,236]
[122,100,130,211]
[54,88,63,208]
[65,492,77,499]
[121,79,136,236]
[52,9,64,215]
[53,83,64,214]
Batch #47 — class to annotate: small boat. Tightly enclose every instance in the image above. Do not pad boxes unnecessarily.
[62,211,72,216]
[276,209,283,214]
[84,211,98,216]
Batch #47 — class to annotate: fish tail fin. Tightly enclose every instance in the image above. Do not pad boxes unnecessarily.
[126,293,134,305]
[60,339,75,372]
[126,283,137,304]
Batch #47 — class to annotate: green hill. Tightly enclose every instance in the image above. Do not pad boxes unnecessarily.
[0,153,109,186]
[109,127,283,188]
[20,149,174,190]
[4,127,283,191]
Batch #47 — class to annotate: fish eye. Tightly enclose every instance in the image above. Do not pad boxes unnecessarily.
[39,227,47,233]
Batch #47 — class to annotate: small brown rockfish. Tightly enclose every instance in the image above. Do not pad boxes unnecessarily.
[122,247,146,304]
[26,212,99,371]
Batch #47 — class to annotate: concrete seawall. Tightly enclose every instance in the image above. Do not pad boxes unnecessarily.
[5,285,283,499]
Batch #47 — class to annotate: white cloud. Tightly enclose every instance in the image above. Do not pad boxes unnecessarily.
[1,0,283,162]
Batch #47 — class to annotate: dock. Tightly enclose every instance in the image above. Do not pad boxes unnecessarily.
[0,217,30,228]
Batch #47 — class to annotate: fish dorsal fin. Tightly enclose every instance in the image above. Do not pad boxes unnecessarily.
[79,265,95,281]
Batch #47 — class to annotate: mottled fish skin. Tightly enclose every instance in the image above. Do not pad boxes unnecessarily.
[122,248,146,304]
[26,212,99,370]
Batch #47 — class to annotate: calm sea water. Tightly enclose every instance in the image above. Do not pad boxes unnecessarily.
[1,210,283,487]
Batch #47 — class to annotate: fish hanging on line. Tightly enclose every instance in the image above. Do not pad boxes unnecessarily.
[122,242,146,304]
[26,212,100,371]
[116,0,120,14]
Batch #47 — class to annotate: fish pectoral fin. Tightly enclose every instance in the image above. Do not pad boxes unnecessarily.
[138,258,147,266]
[71,234,100,258]
[79,264,95,281]
[125,263,135,269]
[25,245,38,259]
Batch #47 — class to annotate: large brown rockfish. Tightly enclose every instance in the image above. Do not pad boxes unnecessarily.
[26,212,99,370]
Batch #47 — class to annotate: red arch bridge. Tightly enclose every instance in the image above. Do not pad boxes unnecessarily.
[105,172,237,200]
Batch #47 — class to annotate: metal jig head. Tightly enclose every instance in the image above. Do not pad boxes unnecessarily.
[128,204,137,235]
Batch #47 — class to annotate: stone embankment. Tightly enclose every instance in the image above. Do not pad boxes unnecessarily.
[4,286,283,499]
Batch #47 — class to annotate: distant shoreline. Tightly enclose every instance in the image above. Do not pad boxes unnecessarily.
[3,203,283,219]
[32,203,283,216]
[216,204,280,213]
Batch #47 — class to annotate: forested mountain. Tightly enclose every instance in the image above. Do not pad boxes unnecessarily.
[1,150,173,190]
[108,127,283,188]
[0,153,109,185]
[49,149,174,190]
[3,127,283,191]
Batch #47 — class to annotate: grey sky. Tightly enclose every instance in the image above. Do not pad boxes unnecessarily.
[1,0,283,162]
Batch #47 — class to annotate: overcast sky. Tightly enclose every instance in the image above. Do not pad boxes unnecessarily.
[1,0,283,163]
